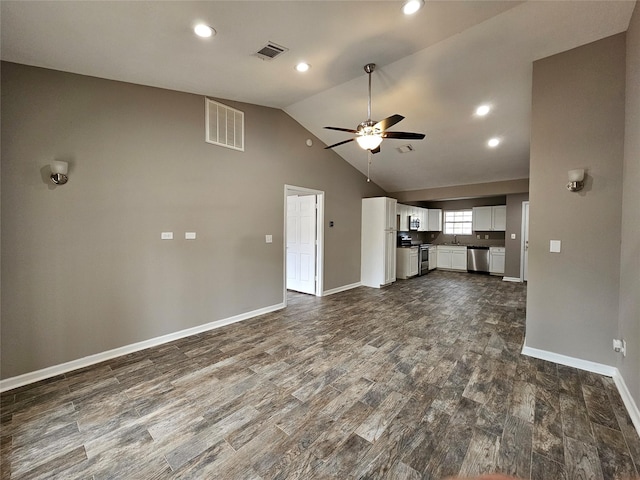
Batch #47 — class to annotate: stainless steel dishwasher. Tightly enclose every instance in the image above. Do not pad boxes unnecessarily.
[467,246,490,273]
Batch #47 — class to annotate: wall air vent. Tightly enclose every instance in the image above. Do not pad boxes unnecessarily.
[255,41,289,61]
[205,98,244,151]
[397,144,415,153]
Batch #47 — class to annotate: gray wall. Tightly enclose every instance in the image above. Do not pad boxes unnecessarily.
[619,3,640,408]
[0,62,384,379]
[505,193,529,279]
[527,34,626,366]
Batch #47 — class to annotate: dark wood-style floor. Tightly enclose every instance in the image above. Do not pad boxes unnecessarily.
[1,271,639,479]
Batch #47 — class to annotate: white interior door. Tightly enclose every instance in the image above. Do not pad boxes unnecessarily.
[522,201,530,281]
[286,194,317,294]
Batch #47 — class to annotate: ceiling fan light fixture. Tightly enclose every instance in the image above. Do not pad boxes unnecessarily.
[356,134,383,150]
[403,0,424,15]
[295,62,310,72]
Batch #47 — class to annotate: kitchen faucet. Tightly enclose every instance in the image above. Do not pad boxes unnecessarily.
[454,235,458,245]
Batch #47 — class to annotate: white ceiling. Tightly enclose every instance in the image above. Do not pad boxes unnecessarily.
[1,1,635,193]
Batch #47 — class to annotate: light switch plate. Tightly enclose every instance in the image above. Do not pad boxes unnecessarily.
[511,233,516,239]
[550,240,561,253]
[265,234,273,243]
[161,232,173,240]
[185,232,196,240]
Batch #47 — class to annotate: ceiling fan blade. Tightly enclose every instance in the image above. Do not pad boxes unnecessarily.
[324,138,355,149]
[371,146,381,154]
[374,114,405,131]
[381,131,426,140]
[324,126,358,134]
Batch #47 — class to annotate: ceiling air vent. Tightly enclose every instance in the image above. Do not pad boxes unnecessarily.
[397,144,415,153]
[205,98,244,151]
[255,41,289,61]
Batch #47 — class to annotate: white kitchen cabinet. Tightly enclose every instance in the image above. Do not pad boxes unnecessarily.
[452,248,467,270]
[436,247,451,269]
[418,207,428,232]
[396,247,419,279]
[397,204,408,231]
[428,209,443,231]
[384,231,396,284]
[362,197,397,288]
[472,205,506,231]
[436,245,467,271]
[428,246,437,270]
[489,247,506,275]
[385,199,397,231]
[492,206,506,231]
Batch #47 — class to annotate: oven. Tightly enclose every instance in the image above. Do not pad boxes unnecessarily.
[419,244,431,276]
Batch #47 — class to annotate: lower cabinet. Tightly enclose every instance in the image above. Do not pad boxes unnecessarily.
[489,247,505,275]
[428,246,437,271]
[396,247,419,279]
[436,246,467,271]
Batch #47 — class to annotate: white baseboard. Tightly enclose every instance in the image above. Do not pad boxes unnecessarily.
[322,282,361,296]
[0,302,285,393]
[522,342,640,437]
[522,343,617,376]
[503,276,523,283]
[612,370,640,436]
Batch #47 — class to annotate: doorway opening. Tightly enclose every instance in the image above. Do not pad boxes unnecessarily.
[284,185,324,303]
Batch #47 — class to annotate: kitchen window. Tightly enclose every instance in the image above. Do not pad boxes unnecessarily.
[444,210,473,235]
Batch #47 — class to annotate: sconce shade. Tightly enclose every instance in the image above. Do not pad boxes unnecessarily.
[568,169,585,182]
[51,161,68,175]
[566,168,585,192]
[50,161,69,185]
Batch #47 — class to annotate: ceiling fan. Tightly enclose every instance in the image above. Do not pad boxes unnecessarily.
[324,63,426,154]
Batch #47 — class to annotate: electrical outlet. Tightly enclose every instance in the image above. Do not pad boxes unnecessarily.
[613,339,626,356]
[161,232,173,240]
[265,234,273,243]
[477,234,480,239]
[484,234,489,239]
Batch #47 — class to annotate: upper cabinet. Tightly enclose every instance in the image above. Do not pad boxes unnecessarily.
[428,209,443,232]
[397,204,409,231]
[385,197,398,230]
[472,205,506,231]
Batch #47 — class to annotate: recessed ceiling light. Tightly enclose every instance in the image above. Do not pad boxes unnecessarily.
[487,137,501,148]
[402,0,424,15]
[194,24,215,38]
[295,62,311,73]
[475,105,491,116]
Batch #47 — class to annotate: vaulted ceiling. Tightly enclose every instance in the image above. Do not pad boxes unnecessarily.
[1,1,635,192]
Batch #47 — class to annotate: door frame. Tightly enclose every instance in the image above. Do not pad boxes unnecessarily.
[284,185,324,304]
[520,201,530,282]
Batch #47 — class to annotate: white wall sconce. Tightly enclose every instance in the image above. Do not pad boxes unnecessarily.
[567,168,585,192]
[50,161,69,185]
